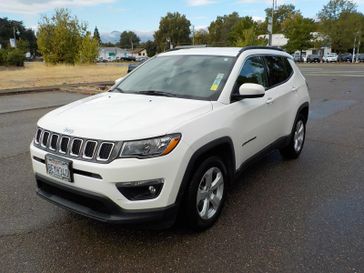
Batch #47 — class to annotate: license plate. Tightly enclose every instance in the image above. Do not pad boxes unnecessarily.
[45,154,73,182]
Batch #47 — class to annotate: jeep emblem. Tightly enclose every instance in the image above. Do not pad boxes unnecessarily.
[63,128,74,134]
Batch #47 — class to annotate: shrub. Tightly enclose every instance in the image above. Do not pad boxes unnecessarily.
[0,49,7,65]
[6,49,25,66]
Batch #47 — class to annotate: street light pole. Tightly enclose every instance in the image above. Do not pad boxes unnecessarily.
[352,32,358,63]
[13,26,17,48]
[268,0,275,46]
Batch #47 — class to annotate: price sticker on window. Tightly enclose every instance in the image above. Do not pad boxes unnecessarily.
[210,73,224,91]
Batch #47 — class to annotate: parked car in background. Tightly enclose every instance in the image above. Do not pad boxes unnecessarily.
[322,53,338,63]
[338,53,353,62]
[121,56,136,62]
[293,54,304,63]
[136,56,148,62]
[127,59,146,73]
[355,53,364,62]
[307,54,321,63]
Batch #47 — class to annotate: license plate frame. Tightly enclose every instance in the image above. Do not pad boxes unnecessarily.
[45,154,73,182]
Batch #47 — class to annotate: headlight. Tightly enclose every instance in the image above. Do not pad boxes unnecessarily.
[120,134,181,158]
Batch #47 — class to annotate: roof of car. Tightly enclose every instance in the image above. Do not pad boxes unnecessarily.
[160,46,286,57]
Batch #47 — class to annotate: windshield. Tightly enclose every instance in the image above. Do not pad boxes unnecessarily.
[112,55,235,100]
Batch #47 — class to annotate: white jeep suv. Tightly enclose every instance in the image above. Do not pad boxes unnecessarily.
[31,46,310,230]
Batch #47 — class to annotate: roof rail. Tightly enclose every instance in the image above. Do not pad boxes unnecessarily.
[166,44,207,52]
[239,46,284,53]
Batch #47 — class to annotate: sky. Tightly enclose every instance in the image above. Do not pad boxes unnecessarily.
[1,0,363,38]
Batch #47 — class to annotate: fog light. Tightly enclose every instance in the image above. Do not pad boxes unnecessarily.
[116,179,164,201]
[148,185,157,196]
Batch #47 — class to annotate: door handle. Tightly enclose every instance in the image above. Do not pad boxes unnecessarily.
[291,86,298,92]
[266,97,274,104]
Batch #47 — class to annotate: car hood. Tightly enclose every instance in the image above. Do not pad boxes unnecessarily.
[38,92,213,140]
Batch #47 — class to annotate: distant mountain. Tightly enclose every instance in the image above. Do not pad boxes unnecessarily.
[100,30,154,44]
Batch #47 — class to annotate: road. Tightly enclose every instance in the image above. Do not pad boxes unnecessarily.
[1,64,363,272]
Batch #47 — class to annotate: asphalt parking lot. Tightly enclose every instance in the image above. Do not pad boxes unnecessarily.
[0,64,363,272]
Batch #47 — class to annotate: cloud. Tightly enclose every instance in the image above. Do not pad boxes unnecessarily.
[0,0,115,14]
[187,0,215,6]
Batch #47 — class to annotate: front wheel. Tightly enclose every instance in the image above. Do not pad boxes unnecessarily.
[182,156,227,231]
[280,114,306,159]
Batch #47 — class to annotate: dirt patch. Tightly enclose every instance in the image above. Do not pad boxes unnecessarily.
[0,62,127,91]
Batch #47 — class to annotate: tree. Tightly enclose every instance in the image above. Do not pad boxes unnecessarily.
[230,16,266,47]
[282,14,315,53]
[143,40,157,57]
[119,31,140,49]
[194,29,209,45]
[78,31,99,63]
[37,8,86,64]
[263,4,299,34]
[154,12,191,52]
[318,0,357,20]
[93,26,101,44]
[0,17,37,54]
[317,0,361,52]
[208,12,241,46]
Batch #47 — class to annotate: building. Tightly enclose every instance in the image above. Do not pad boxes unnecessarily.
[130,48,148,57]
[258,34,288,47]
[98,47,129,61]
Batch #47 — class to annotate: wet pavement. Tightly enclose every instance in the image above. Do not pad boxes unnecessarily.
[0,64,363,272]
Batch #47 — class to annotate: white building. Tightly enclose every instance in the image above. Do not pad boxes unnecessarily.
[98,47,129,61]
[258,34,288,47]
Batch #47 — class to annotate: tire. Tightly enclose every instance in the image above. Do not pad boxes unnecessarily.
[280,114,306,159]
[182,156,227,231]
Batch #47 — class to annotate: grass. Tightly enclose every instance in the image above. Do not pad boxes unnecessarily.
[0,62,128,90]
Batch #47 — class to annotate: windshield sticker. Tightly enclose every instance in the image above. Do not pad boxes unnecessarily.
[210,73,224,91]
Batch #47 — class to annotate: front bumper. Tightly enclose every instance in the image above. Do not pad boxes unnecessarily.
[36,174,178,225]
[31,141,191,211]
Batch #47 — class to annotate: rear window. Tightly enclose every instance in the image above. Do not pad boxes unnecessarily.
[264,56,293,88]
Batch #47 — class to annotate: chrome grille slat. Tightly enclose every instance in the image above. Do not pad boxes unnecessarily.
[59,136,70,154]
[83,140,97,159]
[41,131,50,148]
[70,138,83,157]
[49,134,59,151]
[97,142,114,161]
[33,128,116,163]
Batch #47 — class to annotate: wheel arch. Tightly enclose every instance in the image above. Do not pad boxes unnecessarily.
[175,136,235,205]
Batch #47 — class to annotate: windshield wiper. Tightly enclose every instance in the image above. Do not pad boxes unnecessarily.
[138,90,178,97]
[113,87,125,93]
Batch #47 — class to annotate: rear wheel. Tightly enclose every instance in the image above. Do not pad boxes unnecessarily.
[183,156,227,231]
[280,114,306,159]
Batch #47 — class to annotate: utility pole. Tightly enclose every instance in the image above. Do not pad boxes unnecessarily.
[12,26,18,48]
[352,32,358,63]
[192,25,195,45]
[356,31,361,63]
[268,0,276,46]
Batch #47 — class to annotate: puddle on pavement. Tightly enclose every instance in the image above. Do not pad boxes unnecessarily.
[309,99,357,120]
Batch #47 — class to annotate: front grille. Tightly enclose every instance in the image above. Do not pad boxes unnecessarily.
[33,127,118,163]
[83,141,97,159]
[41,131,50,147]
[60,137,69,154]
[97,142,114,161]
[50,134,59,150]
[70,138,83,156]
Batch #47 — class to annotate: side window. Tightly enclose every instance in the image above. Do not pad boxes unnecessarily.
[233,56,268,94]
[264,56,293,87]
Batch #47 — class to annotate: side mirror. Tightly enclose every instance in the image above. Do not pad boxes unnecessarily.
[232,83,265,100]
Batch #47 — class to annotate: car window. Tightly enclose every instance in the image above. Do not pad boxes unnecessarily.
[233,56,268,94]
[113,55,235,101]
[264,56,292,88]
